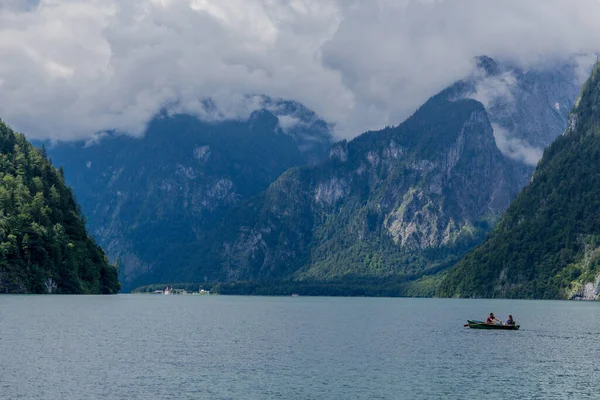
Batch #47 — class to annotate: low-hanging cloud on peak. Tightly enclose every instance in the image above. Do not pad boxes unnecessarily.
[492,124,544,167]
[1,0,600,141]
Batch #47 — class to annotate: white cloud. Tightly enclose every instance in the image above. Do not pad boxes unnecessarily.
[1,0,600,141]
[469,71,518,111]
[276,115,303,132]
[492,124,544,166]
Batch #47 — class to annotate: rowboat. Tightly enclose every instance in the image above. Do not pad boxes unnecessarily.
[465,320,520,330]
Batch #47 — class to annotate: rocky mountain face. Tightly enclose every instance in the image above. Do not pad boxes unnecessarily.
[45,98,332,291]
[0,120,119,294]
[438,63,600,299]
[460,56,581,179]
[205,86,527,293]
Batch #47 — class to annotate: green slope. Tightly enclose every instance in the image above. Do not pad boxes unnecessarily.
[438,63,600,299]
[0,120,120,294]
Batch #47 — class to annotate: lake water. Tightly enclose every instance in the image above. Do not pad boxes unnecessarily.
[1,295,600,399]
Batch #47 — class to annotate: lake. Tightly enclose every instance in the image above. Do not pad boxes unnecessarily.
[1,295,599,399]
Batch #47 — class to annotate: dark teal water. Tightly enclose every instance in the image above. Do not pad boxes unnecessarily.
[1,295,600,399]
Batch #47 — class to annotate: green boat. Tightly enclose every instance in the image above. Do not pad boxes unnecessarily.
[466,320,520,330]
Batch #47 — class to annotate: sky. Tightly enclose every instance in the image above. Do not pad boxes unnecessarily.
[1,0,600,142]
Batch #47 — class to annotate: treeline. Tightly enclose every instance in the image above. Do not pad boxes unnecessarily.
[212,280,431,297]
[132,276,441,297]
[0,119,120,294]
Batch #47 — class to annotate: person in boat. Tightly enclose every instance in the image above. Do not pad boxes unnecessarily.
[505,315,515,326]
[486,312,500,324]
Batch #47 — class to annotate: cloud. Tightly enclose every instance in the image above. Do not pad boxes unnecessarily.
[492,124,543,166]
[469,71,518,112]
[1,0,600,141]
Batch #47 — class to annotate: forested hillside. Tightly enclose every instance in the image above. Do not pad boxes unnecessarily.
[0,120,119,294]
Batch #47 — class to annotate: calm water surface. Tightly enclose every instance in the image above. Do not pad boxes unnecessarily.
[1,295,600,399]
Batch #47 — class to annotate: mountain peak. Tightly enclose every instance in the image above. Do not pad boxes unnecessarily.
[475,55,501,76]
[247,109,280,133]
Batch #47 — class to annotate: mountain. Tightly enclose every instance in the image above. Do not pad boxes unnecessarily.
[45,98,332,291]
[44,58,585,294]
[0,120,119,294]
[438,62,600,300]
[461,56,581,177]
[473,56,580,149]
[200,83,527,294]
[184,58,584,295]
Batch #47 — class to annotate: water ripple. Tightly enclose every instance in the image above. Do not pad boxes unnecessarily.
[0,296,599,399]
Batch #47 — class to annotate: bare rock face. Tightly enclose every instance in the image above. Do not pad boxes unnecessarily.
[329,141,348,162]
[315,177,349,205]
[467,56,583,186]
[573,279,600,300]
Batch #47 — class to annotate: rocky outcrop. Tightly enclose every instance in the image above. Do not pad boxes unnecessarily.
[571,277,600,300]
